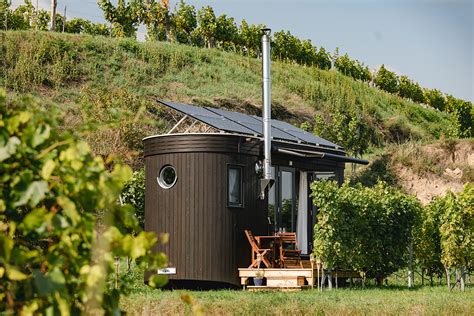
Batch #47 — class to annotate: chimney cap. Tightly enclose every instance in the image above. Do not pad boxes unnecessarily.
[261,28,272,34]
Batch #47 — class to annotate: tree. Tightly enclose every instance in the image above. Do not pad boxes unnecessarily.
[173,0,197,44]
[141,0,167,42]
[315,47,331,70]
[238,19,263,57]
[374,64,399,93]
[398,75,425,103]
[439,185,473,291]
[313,106,374,157]
[272,30,301,63]
[310,181,421,284]
[197,5,216,48]
[415,196,445,285]
[4,1,34,30]
[0,90,167,313]
[424,88,446,111]
[98,0,142,38]
[121,169,145,228]
[215,14,238,50]
[0,0,11,30]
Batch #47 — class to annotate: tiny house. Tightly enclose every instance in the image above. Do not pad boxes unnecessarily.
[143,101,368,287]
[143,29,368,288]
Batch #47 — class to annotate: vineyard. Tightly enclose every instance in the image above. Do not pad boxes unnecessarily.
[1,0,472,139]
[0,2,473,313]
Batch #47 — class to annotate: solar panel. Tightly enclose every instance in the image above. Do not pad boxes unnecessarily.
[205,107,262,134]
[270,119,340,148]
[161,101,258,135]
[160,100,340,149]
[206,107,301,143]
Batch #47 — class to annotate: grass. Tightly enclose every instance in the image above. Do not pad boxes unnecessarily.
[121,285,473,315]
[0,31,454,169]
[116,265,474,315]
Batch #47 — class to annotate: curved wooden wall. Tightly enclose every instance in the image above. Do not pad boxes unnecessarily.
[144,134,267,286]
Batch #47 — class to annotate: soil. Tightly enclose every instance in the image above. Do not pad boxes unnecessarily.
[393,140,473,205]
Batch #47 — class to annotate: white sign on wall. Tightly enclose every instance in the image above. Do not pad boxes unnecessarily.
[157,267,177,275]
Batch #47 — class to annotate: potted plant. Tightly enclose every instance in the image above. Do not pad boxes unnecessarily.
[254,270,264,286]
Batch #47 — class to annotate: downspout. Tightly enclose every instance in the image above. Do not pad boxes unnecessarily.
[260,28,274,198]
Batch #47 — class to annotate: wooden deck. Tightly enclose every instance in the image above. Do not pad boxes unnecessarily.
[239,260,360,290]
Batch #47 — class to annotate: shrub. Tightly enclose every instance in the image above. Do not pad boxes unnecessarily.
[121,169,145,228]
[0,91,166,314]
[374,65,399,94]
[310,181,421,281]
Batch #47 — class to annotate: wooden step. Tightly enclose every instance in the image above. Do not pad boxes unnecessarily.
[246,285,310,292]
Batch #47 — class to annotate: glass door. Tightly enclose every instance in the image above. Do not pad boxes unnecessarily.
[268,166,296,233]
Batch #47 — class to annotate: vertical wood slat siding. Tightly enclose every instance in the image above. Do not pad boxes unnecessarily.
[145,135,267,286]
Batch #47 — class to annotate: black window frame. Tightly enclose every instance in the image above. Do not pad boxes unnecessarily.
[227,164,244,208]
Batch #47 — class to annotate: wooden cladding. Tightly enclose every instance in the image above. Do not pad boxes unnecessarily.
[145,134,267,286]
[144,134,261,157]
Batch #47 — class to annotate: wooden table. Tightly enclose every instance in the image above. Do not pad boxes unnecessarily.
[255,235,283,268]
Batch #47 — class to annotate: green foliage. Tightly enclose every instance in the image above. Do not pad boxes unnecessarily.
[0,91,167,314]
[424,89,446,112]
[445,96,473,138]
[0,31,455,165]
[414,196,445,278]
[414,184,473,285]
[334,53,371,82]
[438,184,473,270]
[98,0,142,38]
[238,19,263,57]
[374,64,398,94]
[141,0,169,42]
[173,0,197,44]
[197,6,216,48]
[313,107,376,156]
[310,181,421,279]
[65,18,110,36]
[121,169,145,228]
[398,75,425,104]
[215,14,238,50]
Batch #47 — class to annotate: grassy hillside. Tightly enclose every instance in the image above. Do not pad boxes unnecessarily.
[0,31,454,168]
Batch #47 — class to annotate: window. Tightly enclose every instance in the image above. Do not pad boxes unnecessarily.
[157,165,177,189]
[227,165,243,208]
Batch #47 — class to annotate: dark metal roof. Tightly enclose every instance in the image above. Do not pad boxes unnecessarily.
[159,100,342,150]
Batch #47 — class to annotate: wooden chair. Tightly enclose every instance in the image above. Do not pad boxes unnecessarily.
[244,230,272,269]
[278,232,303,268]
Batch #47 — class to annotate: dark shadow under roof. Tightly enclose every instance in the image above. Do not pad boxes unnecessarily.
[159,100,342,150]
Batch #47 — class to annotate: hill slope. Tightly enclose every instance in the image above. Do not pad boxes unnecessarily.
[354,139,473,204]
[0,31,454,169]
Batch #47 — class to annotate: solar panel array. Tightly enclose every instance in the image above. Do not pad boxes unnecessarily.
[160,100,341,150]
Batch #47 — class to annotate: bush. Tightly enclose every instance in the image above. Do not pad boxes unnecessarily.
[374,65,399,94]
[121,169,145,228]
[310,181,421,281]
[415,184,473,290]
[0,91,166,314]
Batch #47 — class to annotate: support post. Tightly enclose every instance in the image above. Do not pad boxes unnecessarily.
[328,267,333,290]
[408,237,414,288]
[35,0,39,32]
[62,6,66,32]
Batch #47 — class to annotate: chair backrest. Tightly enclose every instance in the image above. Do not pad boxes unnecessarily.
[244,230,260,251]
[279,232,299,249]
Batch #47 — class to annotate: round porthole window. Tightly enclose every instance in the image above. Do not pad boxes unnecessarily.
[157,165,177,189]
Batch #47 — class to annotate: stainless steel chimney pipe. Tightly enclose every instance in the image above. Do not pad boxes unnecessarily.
[261,28,273,183]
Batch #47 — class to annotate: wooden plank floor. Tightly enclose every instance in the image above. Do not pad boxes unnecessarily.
[239,260,361,289]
